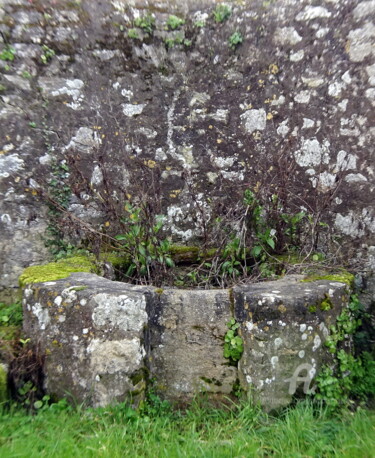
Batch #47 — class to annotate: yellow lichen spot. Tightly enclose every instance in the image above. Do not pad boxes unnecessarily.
[217,138,223,144]
[0,151,4,155]
[264,98,271,104]
[246,85,251,91]
[254,181,261,193]
[264,326,269,332]
[31,190,37,196]
[45,349,51,355]
[266,112,273,120]
[47,301,52,307]
[115,131,119,136]
[101,134,106,139]
[170,193,176,198]
[278,304,287,313]
[165,166,172,171]
[345,40,350,53]
[258,79,265,86]
[269,64,279,74]
[74,305,80,310]
[62,101,68,105]
[14,176,20,183]
[126,193,132,199]
[25,188,30,192]
[58,308,63,313]
[104,221,110,227]
[6,135,10,141]
[52,340,59,346]
[253,131,262,140]
[144,160,156,169]
[208,125,213,129]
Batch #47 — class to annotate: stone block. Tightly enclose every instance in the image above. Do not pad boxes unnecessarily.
[23,273,149,407]
[233,276,349,410]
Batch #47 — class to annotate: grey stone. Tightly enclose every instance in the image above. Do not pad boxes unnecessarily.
[23,273,350,410]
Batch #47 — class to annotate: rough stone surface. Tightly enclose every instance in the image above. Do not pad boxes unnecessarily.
[234,276,348,410]
[0,0,375,300]
[23,273,149,407]
[147,288,236,402]
[23,273,350,409]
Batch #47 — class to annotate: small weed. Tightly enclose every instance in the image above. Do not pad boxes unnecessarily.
[0,84,6,92]
[194,20,206,28]
[128,28,139,39]
[213,4,232,23]
[224,318,244,363]
[229,31,243,49]
[41,45,55,64]
[0,46,16,62]
[29,122,37,128]
[134,14,155,35]
[164,35,191,49]
[21,71,32,79]
[165,15,185,30]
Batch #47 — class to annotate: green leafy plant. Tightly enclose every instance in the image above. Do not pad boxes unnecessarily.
[115,203,174,284]
[229,31,243,49]
[315,294,375,410]
[127,28,139,39]
[41,45,55,64]
[224,318,243,362]
[164,35,191,49]
[0,46,16,62]
[134,14,155,35]
[213,4,232,23]
[0,303,22,327]
[166,15,185,30]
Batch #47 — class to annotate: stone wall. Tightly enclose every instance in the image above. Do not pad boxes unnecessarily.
[22,272,349,410]
[0,0,375,301]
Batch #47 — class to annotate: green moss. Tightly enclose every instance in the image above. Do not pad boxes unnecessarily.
[319,295,333,311]
[19,256,97,288]
[0,364,8,403]
[302,271,355,288]
[154,288,164,295]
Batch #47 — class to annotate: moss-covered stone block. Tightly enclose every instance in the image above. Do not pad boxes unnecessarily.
[19,256,98,288]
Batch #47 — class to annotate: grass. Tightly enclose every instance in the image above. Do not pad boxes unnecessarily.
[0,400,374,457]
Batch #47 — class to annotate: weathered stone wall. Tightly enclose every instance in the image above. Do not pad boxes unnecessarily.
[22,272,349,410]
[1,0,375,301]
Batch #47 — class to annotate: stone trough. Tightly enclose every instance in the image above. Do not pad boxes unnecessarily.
[22,272,350,410]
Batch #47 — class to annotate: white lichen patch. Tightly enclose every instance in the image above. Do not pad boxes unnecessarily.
[65,127,102,154]
[294,138,330,167]
[345,173,367,183]
[302,118,315,129]
[347,23,375,62]
[294,90,311,103]
[90,165,103,187]
[312,335,321,351]
[31,302,50,330]
[93,293,147,332]
[328,81,345,97]
[290,50,305,62]
[274,27,302,46]
[274,337,283,349]
[296,6,331,21]
[122,103,146,117]
[240,109,266,134]
[277,119,290,137]
[298,350,305,358]
[0,154,24,178]
[335,150,357,172]
[300,324,307,332]
[271,356,279,369]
